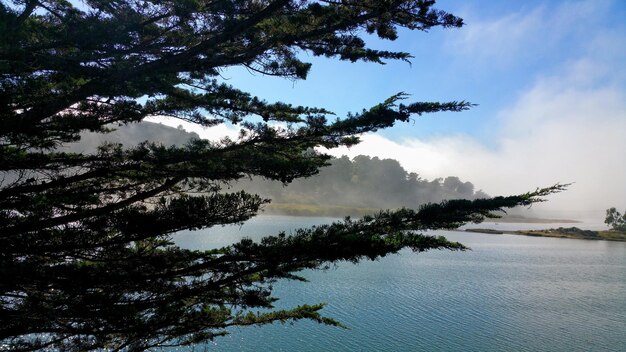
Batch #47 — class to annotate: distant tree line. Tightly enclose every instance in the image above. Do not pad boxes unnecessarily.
[232,155,489,210]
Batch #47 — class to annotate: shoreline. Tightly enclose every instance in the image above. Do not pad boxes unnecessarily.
[462,228,626,242]
[261,203,626,242]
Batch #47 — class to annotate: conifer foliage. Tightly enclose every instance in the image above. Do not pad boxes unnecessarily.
[1,1,563,350]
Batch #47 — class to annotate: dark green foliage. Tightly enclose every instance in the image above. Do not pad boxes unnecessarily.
[1,1,564,350]
[605,207,626,232]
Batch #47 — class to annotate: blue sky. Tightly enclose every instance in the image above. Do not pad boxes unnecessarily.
[215,0,625,141]
[153,0,626,218]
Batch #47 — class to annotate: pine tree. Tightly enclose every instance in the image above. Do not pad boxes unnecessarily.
[0,1,564,350]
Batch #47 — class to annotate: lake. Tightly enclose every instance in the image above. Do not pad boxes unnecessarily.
[172,216,626,351]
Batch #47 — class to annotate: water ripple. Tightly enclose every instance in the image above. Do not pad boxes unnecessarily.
[168,219,626,352]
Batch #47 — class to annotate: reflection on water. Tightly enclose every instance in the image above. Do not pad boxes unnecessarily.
[171,216,626,352]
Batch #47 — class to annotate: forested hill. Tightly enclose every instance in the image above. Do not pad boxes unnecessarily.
[231,155,489,214]
[71,122,488,214]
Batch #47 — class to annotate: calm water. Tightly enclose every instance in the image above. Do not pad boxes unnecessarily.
[172,216,626,352]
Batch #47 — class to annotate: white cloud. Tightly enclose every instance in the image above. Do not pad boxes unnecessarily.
[452,7,543,63]
[449,0,611,66]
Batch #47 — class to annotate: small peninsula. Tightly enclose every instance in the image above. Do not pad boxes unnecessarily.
[466,227,626,242]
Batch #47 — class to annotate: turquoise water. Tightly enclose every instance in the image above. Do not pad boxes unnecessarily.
[173,216,626,351]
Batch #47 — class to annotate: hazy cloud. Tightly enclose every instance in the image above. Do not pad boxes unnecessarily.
[327,58,626,218]
[449,0,611,66]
